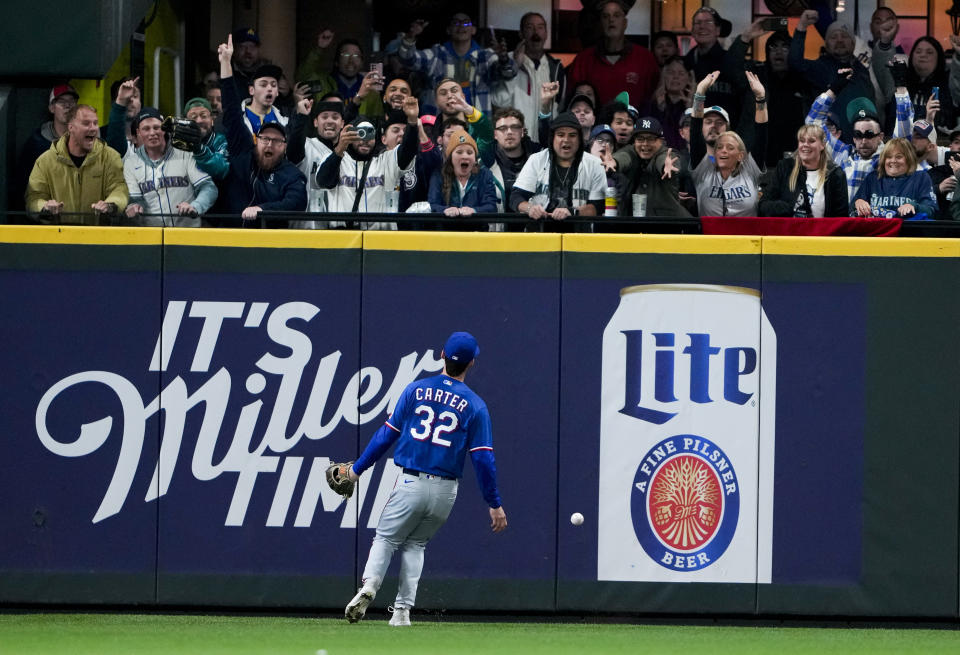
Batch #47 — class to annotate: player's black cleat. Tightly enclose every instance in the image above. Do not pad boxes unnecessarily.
[345,589,374,623]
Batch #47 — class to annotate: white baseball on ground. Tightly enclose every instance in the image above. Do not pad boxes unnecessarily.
[570,512,584,526]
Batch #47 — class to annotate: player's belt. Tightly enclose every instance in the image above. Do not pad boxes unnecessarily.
[403,467,456,481]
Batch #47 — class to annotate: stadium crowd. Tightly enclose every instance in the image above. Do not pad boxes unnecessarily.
[17,1,960,228]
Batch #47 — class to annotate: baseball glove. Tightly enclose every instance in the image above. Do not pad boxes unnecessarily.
[162,116,204,153]
[326,461,356,499]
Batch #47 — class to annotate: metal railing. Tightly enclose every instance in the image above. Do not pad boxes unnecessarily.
[4,210,959,237]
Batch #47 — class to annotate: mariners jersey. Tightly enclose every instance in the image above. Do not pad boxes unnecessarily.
[388,374,493,479]
[323,146,411,222]
[123,146,216,227]
[298,137,333,214]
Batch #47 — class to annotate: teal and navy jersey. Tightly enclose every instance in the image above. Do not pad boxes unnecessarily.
[388,374,493,479]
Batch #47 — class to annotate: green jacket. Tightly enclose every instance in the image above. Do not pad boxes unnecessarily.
[295,47,335,89]
[26,136,128,223]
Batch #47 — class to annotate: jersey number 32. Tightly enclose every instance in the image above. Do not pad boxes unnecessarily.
[409,405,458,447]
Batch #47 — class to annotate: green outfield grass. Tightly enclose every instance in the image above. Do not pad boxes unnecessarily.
[0,613,958,655]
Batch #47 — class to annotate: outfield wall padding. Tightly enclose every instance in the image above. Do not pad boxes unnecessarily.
[0,227,957,618]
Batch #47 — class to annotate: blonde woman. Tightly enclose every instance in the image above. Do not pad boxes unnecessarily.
[759,124,848,217]
[852,137,937,218]
[690,70,767,216]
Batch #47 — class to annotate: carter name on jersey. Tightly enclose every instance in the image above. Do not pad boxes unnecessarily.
[415,386,469,412]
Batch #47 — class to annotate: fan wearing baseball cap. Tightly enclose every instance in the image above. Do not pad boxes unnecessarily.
[231,27,271,93]
[183,97,230,181]
[213,33,307,226]
[13,84,80,211]
[803,66,915,201]
[314,95,421,221]
[690,69,769,217]
[122,107,219,227]
[342,330,506,627]
[910,119,949,169]
[610,116,692,219]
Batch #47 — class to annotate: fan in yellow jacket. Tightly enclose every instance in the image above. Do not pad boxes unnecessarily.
[26,104,128,224]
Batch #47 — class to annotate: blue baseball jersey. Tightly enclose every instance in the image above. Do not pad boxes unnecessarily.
[387,374,493,479]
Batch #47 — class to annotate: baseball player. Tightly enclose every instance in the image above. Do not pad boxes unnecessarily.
[340,331,507,626]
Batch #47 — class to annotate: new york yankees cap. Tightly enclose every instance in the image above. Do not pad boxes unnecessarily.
[634,116,663,137]
[443,332,480,364]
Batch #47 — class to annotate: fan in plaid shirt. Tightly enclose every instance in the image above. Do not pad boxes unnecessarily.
[396,13,516,115]
[806,84,912,201]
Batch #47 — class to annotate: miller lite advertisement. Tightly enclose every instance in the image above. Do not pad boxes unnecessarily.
[7,231,929,615]
[598,285,775,583]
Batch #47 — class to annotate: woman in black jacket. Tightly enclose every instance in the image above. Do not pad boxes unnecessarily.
[759,124,847,218]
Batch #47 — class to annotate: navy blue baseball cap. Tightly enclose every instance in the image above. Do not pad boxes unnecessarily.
[589,124,616,143]
[444,331,479,363]
[634,116,664,137]
[133,106,163,130]
[257,120,287,140]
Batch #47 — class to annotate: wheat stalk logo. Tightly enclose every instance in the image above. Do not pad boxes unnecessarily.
[650,456,720,549]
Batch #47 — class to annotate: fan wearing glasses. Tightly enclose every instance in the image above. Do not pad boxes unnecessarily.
[215,33,307,226]
[804,67,914,201]
[396,13,516,115]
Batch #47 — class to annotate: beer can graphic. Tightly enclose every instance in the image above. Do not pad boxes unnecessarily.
[597,284,776,583]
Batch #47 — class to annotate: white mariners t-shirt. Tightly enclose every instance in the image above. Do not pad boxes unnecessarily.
[512,150,607,209]
[325,146,414,228]
[693,154,761,217]
[299,137,333,214]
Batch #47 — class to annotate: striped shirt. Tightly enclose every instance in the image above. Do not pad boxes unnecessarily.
[397,39,515,114]
[806,90,911,200]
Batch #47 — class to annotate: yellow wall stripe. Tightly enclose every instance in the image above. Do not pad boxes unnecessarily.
[563,234,761,254]
[1,226,959,258]
[363,231,562,252]
[0,226,162,246]
[164,228,363,249]
[762,237,960,257]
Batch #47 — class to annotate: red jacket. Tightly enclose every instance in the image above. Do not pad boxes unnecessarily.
[566,42,659,108]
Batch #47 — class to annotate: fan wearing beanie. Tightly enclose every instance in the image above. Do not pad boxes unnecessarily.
[509,111,607,229]
[428,129,498,225]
